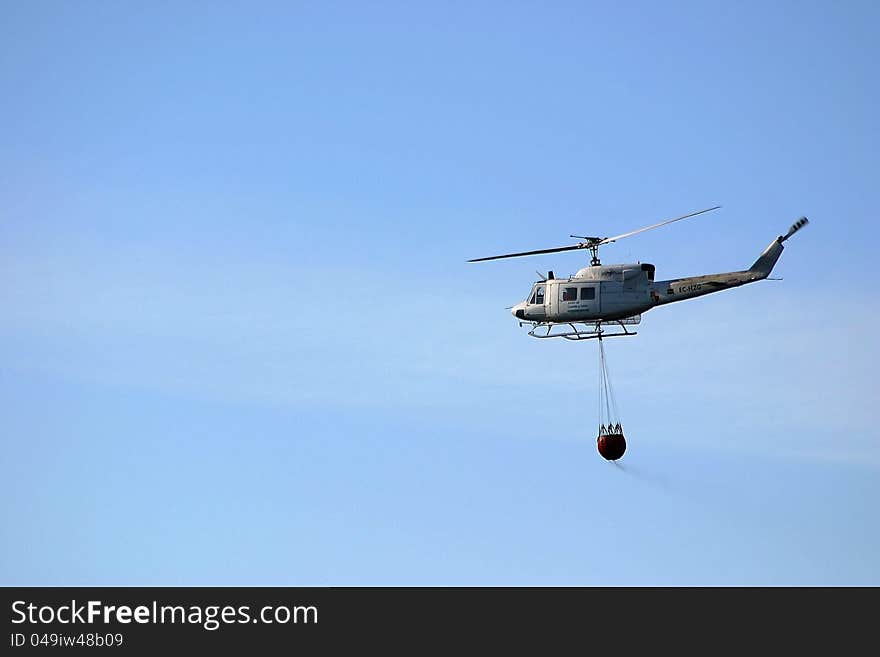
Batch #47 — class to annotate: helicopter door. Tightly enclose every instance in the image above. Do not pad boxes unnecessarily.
[580,284,599,315]
[557,284,578,317]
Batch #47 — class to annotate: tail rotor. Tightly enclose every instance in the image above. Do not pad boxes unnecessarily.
[781,216,809,243]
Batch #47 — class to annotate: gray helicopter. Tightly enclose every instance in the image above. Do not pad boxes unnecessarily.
[469,207,809,340]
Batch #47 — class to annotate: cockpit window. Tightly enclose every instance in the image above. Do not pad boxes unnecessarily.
[561,287,577,301]
[530,286,545,305]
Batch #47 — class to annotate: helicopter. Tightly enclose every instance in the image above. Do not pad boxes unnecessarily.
[469,206,809,340]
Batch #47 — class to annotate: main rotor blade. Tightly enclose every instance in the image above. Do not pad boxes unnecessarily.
[598,205,721,245]
[468,244,586,262]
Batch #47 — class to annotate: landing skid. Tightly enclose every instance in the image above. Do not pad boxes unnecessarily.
[521,316,640,341]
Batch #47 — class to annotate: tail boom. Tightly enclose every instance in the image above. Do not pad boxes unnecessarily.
[652,268,763,305]
[651,216,808,306]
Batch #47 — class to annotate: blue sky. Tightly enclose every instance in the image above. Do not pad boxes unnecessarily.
[2,1,878,585]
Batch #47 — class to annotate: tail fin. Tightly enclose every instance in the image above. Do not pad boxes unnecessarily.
[749,216,809,278]
[749,239,785,277]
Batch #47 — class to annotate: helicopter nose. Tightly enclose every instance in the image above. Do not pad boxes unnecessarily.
[511,302,526,320]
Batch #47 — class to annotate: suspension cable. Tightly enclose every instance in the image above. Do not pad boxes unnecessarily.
[597,337,604,432]
[597,336,621,431]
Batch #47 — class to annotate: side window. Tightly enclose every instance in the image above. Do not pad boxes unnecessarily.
[530,286,545,305]
[580,287,595,300]
[561,287,577,301]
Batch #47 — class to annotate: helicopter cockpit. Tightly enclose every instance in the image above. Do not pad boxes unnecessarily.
[528,284,545,306]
